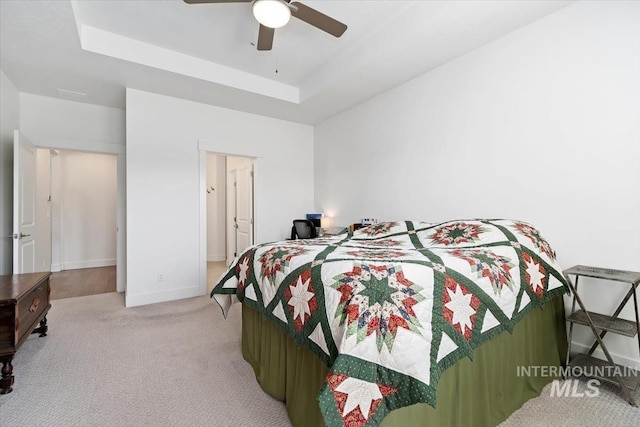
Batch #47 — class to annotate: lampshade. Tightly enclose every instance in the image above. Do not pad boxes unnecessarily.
[252,0,291,29]
[320,217,331,229]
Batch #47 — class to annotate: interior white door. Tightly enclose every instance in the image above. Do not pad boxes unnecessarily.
[225,169,236,266]
[13,130,37,274]
[235,164,253,254]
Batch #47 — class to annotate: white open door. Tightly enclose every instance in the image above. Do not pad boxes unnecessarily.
[13,130,37,274]
[225,160,254,266]
[235,163,253,254]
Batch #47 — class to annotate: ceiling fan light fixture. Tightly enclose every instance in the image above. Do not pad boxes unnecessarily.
[252,0,291,29]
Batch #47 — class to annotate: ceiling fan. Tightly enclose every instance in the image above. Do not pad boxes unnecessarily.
[183,0,347,51]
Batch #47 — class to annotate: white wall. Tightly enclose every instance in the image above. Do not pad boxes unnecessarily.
[20,93,125,148]
[206,153,225,262]
[315,1,640,368]
[126,89,314,307]
[52,150,117,270]
[0,70,20,275]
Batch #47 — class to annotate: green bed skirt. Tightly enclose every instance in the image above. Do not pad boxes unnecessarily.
[241,296,567,427]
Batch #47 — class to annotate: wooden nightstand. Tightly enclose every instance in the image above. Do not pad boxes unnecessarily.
[0,272,52,394]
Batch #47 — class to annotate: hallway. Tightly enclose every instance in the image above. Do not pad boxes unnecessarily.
[49,262,226,300]
[50,266,116,300]
[207,261,227,294]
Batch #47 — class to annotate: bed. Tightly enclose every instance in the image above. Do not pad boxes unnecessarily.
[211,219,569,427]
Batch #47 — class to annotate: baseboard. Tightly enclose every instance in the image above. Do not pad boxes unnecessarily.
[570,341,640,371]
[207,254,225,262]
[50,263,61,272]
[125,286,203,308]
[61,259,116,270]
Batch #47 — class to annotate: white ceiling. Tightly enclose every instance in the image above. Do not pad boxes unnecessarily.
[0,0,573,124]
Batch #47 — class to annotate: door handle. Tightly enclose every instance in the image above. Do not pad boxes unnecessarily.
[11,233,31,239]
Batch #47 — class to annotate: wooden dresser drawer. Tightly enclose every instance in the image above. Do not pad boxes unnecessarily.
[0,308,14,351]
[17,280,49,340]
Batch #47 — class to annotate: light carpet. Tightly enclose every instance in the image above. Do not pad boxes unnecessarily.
[0,292,638,427]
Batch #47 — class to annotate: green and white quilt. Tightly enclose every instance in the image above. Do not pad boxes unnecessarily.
[211,219,569,427]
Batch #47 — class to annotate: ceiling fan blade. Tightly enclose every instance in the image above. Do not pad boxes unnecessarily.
[183,0,251,4]
[290,2,347,37]
[257,25,275,51]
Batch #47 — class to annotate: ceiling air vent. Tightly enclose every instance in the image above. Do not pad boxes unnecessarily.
[56,88,88,101]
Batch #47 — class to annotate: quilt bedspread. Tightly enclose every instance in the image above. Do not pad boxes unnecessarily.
[211,219,569,427]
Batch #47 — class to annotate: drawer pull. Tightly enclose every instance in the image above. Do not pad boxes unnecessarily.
[29,297,41,313]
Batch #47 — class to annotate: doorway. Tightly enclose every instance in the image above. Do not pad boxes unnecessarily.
[12,130,126,296]
[202,153,255,294]
[48,149,118,299]
[15,142,118,298]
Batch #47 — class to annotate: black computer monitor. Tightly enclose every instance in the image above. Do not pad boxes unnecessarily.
[306,214,322,228]
[306,214,322,236]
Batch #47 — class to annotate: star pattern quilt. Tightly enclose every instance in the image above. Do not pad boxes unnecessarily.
[211,219,569,427]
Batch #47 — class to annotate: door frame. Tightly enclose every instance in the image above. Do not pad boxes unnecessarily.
[19,134,126,293]
[198,148,256,296]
